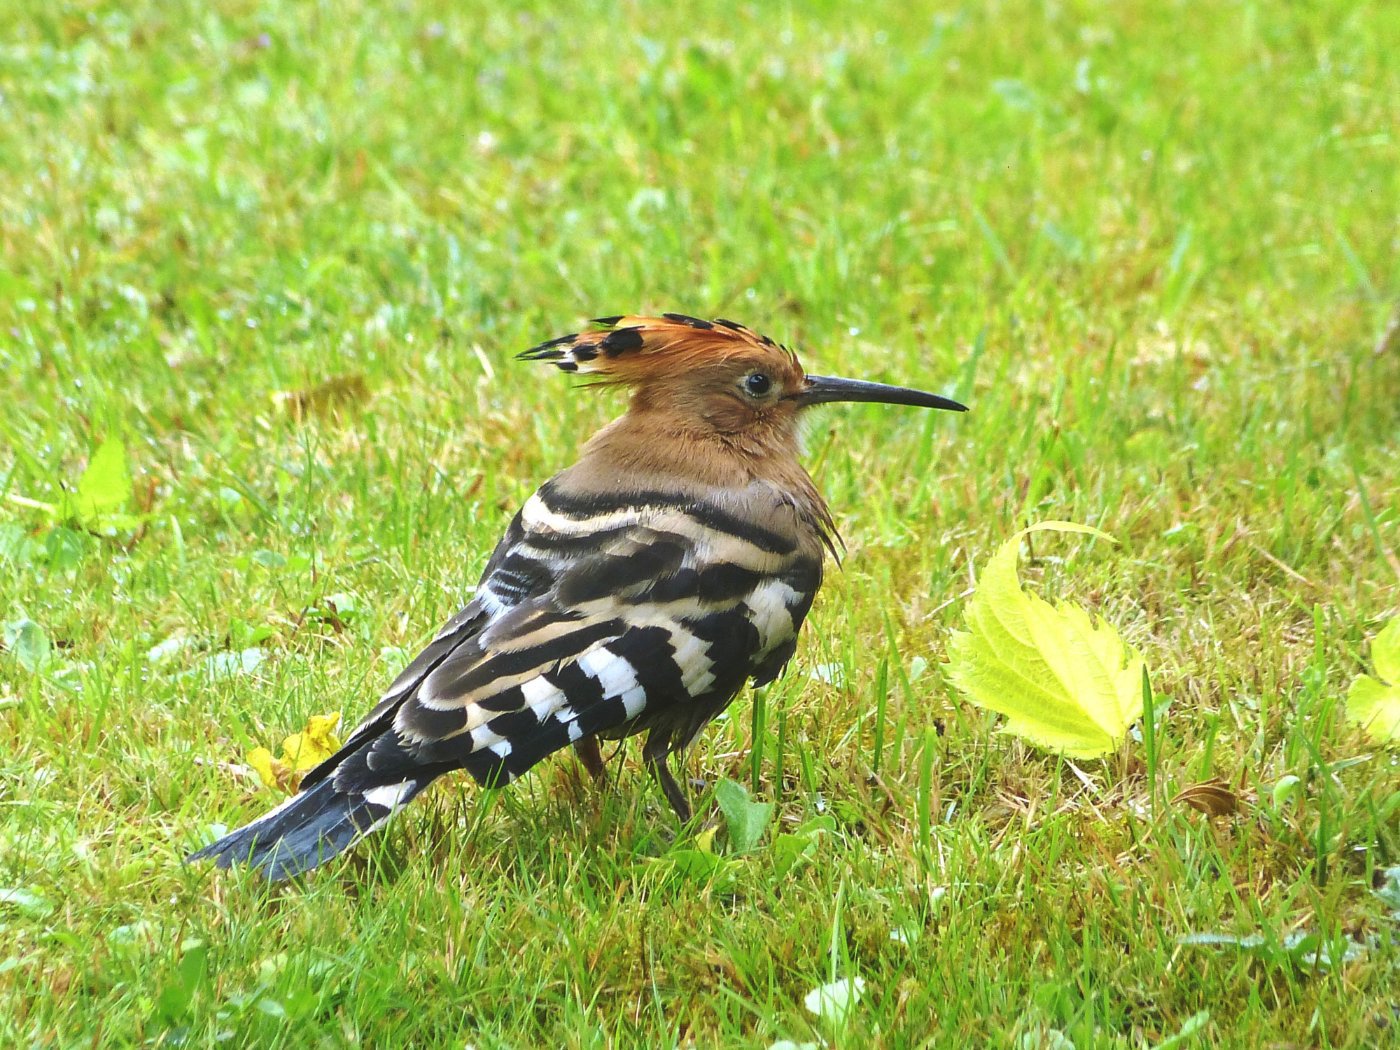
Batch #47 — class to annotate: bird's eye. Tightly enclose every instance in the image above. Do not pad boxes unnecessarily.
[744,372,772,397]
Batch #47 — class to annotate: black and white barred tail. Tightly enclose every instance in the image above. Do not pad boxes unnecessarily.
[187,775,427,881]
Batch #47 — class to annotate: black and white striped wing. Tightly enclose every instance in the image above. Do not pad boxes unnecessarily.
[371,609,699,788]
[322,479,819,786]
[191,480,820,879]
[299,599,492,785]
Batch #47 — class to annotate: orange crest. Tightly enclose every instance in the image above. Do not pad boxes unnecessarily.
[518,313,803,384]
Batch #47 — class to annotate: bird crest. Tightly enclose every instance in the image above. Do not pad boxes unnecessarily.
[518,313,802,382]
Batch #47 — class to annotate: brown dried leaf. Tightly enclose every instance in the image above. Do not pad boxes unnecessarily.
[1171,779,1242,818]
[272,375,369,420]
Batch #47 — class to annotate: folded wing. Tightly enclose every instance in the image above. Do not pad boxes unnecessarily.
[191,474,821,878]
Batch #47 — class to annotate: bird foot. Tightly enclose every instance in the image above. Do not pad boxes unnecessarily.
[571,737,607,783]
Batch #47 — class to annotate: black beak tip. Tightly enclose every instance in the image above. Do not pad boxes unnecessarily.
[799,374,971,413]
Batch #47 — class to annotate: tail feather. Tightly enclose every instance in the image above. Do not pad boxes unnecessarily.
[187,777,424,881]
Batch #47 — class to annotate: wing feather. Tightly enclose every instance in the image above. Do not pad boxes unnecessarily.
[304,479,821,795]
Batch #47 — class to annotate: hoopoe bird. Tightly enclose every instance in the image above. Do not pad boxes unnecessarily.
[190,313,966,879]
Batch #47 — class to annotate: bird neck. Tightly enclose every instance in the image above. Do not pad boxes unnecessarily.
[561,409,839,557]
[578,407,807,490]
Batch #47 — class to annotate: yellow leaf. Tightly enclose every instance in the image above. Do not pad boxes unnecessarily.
[247,746,287,791]
[74,438,133,520]
[280,712,342,774]
[1372,616,1400,684]
[947,521,1147,759]
[247,713,343,793]
[695,826,719,855]
[1346,617,1400,747]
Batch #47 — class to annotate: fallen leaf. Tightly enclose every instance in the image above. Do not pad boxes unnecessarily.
[247,713,342,792]
[189,648,266,678]
[73,437,133,522]
[146,632,197,665]
[1346,617,1400,746]
[282,712,342,773]
[946,522,1147,758]
[1171,779,1241,817]
[273,375,369,419]
[247,746,288,792]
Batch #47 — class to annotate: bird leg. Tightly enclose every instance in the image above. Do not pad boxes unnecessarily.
[652,758,693,824]
[644,737,693,823]
[572,736,607,782]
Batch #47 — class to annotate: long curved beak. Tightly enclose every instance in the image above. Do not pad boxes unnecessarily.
[796,374,968,412]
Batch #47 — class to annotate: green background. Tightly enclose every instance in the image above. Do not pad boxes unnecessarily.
[2,1,1397,1045]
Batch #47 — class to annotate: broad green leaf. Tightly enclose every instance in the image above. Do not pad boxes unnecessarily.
[1150,1009,1211,1050]
[1373,865,1400,912]
[107,920,160,951]
[0,524,38,565]
[3,617,52,674]
[73,437,133,521]
[156,941,208,1022]
[713,777,774,853]
[43,527,89,569]
[1270,775,1303,809]
[1177,930,1363,973]
[661,846,737,890]
[772,815,837,878]
[947,521,1146,758]
[1345,617,1400,746]
[0,887,54,918]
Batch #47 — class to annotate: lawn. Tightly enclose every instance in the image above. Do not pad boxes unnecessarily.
[2,0,1398,1045]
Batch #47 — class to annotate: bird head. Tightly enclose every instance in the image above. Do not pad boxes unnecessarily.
[519,313,967,443]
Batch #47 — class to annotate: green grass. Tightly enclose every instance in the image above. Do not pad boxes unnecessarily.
[3,0,1398,1045]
